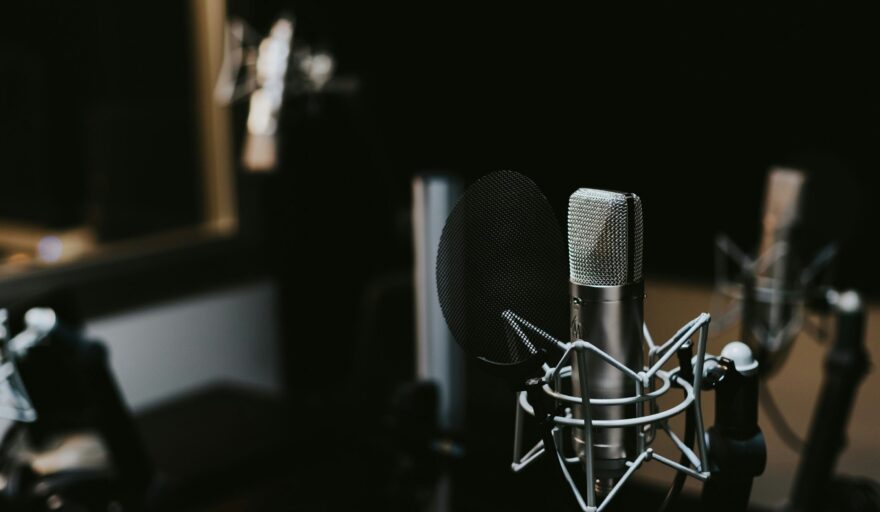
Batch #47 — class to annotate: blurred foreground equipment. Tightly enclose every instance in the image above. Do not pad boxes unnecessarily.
[0,308,153,512]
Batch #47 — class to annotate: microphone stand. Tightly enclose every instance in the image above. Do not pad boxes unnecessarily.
[701,350,766,512]
[788,291,869,512]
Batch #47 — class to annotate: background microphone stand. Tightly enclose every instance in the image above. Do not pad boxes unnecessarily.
[788,290,874,512]
[717,237,879,511]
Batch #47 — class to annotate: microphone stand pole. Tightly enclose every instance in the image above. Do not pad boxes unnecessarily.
[789,290,869,512]
[701,352,766,512]
[700,270,767,512]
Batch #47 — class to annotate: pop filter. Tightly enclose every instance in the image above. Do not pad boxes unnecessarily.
[435,170,567,384]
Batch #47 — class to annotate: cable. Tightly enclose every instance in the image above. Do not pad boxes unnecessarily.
[759,382,804,452]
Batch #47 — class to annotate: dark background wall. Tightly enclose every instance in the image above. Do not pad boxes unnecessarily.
[250,0,879,291]
[2,1,875,289]
[0,1,200,238]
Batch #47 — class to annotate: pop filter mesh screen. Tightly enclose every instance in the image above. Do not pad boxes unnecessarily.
[436,170,568,365]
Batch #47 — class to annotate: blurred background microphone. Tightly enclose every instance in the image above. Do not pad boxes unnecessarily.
[568,189,645,496]
[241,16,294,172]
[746,167,811,373]
[716,161,855,377]
[214,13,359,174]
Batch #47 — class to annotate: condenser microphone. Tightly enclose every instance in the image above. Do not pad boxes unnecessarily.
[568,188,645,495]
[748,167,807,373]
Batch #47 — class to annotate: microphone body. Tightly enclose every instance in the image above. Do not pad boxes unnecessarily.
[567,188,645,493]
[570,281,643,482]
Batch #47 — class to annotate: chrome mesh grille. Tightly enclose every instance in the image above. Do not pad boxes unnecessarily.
[568,189,644,286]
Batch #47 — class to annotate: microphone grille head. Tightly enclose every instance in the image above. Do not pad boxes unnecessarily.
[568,188,644,286]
